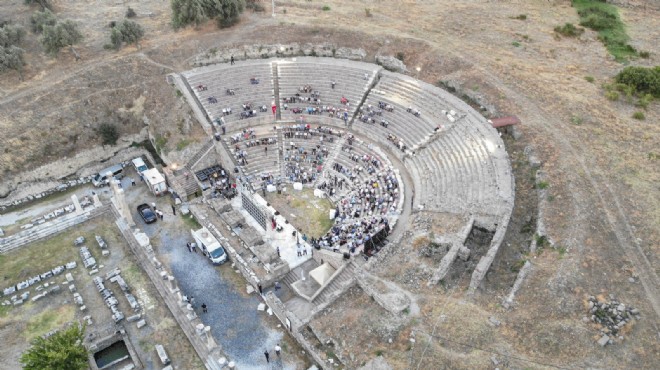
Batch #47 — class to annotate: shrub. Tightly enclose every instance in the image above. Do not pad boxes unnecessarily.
[126,7,136,18]
[632,111,645,120]
[246,0,264,12]
[615,66,660,98]
[571,116,583,125]
[636,94,653,109]
[98,123,119,145]
[605,90,619,101]
[554,23,584,37]
[322,5,330,11]
[30,9,56,34]
[365,8,372,17]
[584,75,595,83]
[537,180,549,189]
[512,41,520,47]
[639,51,650,59]
[512,14,527,20]
[395,52,405,62]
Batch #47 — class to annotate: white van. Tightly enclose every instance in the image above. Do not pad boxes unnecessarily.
[91,164,124,187]
[191,227,227,265]
[131,157,148,173]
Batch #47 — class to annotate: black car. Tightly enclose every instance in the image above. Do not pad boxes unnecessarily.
[137,203,157,224]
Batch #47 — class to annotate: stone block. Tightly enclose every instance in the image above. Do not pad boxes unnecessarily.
[136,319,147,329]
[457,246,471,262]
[65,261,77,270]
[598,335,610,347]
[257,303,266,311]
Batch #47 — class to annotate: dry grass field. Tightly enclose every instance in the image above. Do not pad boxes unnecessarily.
[1,0,658,368]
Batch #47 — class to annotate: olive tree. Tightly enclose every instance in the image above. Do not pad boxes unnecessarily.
[42,20,83,60]
[30,9,57,34]
[0,24,27,79]
[20,324,88,370]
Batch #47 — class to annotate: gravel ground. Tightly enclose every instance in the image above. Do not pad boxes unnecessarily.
[156,228,296,369]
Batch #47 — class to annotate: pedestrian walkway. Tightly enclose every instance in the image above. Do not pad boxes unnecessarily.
[155,226,299,369]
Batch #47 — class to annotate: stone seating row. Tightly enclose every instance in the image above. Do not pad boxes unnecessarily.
[186,65,274,124]
[408,124,504,214]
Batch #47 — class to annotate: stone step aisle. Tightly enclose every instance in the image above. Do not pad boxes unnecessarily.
[276,129,287,181]
[312,135,346,188]
[186,139,215,170]
[311,260,358,306]
[272,62,281,120]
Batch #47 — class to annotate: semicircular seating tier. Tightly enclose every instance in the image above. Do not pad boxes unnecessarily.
[180,58,514,221]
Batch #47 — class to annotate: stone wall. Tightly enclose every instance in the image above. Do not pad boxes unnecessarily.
[0,138,155,212]
[312,249,345,270]
[192,43,367,67]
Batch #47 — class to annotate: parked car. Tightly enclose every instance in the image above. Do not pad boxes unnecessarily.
[137,203,157,224]
[91,164,124,187]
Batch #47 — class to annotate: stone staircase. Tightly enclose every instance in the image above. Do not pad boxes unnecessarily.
[272,62,281,120]
[169,166,201,200]
[311,260,359,306]
[186,139,215,170]
[312,135,346,188]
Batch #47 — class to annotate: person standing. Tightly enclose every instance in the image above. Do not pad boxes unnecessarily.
[264,350,270,363]
[230,55,235,65]
[131,178,136,186]
[258,283,263,295]
[276,246,280,258]
[171,204,176,215]
[202,303,207,313]
[275,344,281,357]
[191,243,197,253]
[187,242,192,253]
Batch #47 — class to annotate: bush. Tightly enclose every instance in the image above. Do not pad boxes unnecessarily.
[632,111,645,120]
[30,9,56,34]
[98,123,119,145]
[605,90,619,101]
[615,66,660,98]
[365,8,372,17]
[512,41,520,47]
[636,94,653,109]
[584,75,595,83]
[554,23,584,37]
[126,7,136,18]
[246,0,264,12]
[395,52,405,62]
[512,14,527,20]
[322,5,330,11]
[639,51,650,59]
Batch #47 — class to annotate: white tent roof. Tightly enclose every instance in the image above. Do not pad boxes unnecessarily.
[309,263,336,286]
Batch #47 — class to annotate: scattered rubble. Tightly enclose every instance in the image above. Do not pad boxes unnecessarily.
[586,295,640,346]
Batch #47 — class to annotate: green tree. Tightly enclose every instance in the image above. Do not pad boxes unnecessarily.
[211,0,244,28]
[171,0,207,29]
[0,24,26,47]
[118,20,144,48]
[98,123,119,145]
[0,45,26,80]
[24,0,51,11]
[108,27,123,50]
[41,20,83,59]
[30,9,57,34]
[171,0,244,29]
[0,24,27,79]
[20,324,87,370]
